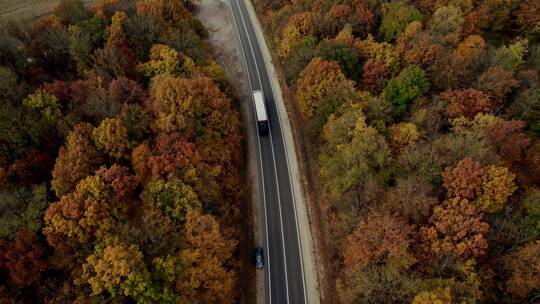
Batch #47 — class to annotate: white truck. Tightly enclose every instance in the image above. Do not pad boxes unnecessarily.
[253,90,269,136]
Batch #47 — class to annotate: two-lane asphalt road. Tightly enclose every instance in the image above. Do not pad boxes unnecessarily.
[228,0,307,303]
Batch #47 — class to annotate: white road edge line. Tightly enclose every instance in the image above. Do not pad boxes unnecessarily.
[234,0,291,303]
[227,2,272,303]
[240,0,308,302]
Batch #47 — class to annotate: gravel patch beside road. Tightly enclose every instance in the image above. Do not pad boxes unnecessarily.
[194,0,263,303]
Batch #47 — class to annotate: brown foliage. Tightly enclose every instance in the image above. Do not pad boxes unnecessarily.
[453,35,486,65]
[441,88,492,118]
[44,175,116,244]
[136,0,192,28]
[524,141,540,186]
[96,165,138,203]
[91,42,137,83]
[477,66,520,107]
[515,0,540,35]
[462,4,491,36]
[384,176,438,224]
[329,4,352,19]
[389,122,421,152]
[42,79,93,105]
[108,77,145,104]
[51,123,102,197]
[352,0,374,34]
[94,0,134,18]
[484,120,531,164]
[442,158,484,200]
[420,197,489,260]
[504,241,540,298]
[397,22,444,68]
[131,143,152,184]
[361,59,389,93]
[343,212,415,272]
[0,230,47,286]
[7,150,55,186]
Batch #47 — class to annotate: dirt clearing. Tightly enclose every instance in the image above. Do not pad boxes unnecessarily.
[0,0,95,22]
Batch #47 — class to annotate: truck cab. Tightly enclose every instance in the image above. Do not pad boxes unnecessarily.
[253,90,269,136]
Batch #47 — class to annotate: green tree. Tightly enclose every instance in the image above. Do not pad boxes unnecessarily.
[510,87,540,131]
[23,89,62,124]
[54,0,91,25]
[141,178,200,222]
[69,17,107,71]
[0,185,48,239]
[384,65,430,116]
[282,36,318,84]
[78,239,181,303]
[379,1,423,41]
[320,108,391,198]
[523,190,540,238]
[317,40,361,82]
[0,66,26,102]
[123,14,163,61]
[428,5,464,37]
[0,104,34,160]
[491,40,528,73]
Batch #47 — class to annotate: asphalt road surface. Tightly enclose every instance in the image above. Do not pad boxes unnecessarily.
[228,0,307,303]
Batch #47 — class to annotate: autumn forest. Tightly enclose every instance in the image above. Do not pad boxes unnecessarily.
[258,0,540,302]
[0,0,246,303]
[1,0,540,302]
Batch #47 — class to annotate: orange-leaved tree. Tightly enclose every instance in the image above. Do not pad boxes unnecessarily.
[278,12,316,58]
[51,123,102,197]
[343,212,416,273]
[441,88,492,118]
[296,57,356,120]
[503,240,540,299]
[442,158,484,200]
[178,209,238,303]
[420,197,489,260]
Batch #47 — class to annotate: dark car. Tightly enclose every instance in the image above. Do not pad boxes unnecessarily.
[255,247,264,269]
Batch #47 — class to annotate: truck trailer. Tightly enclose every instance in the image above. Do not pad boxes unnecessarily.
[253,90,269,136]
